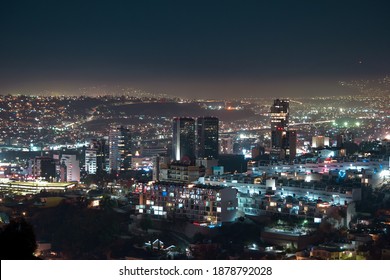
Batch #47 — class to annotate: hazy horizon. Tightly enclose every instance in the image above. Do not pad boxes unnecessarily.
[0,75,376,99]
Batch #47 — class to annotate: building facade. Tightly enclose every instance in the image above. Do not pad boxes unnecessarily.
[60,154,80,182]
[270,99,296,161]
[160,162,205,183]
[172,117,196,163]
[196,116,219,159]
[85,148,97,174]
[32,156,56,181]
[109,126,132,173]
[134,182,238,226]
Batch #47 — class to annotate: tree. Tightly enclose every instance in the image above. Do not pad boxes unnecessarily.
[0,218,38,259]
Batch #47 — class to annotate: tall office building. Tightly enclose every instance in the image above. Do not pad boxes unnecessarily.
[109,126,132,173]
[270,99,296,161]
[270,99,289,157]
[197,116,219,159]
[85,148,97,174]
[270,99,289,129]
[172,117,196,163]
[60,154,80,182]
[96,138,109,173]
[87,138,109,173]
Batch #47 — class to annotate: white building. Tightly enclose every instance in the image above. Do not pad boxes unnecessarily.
[85,149,97,174]
[61,154,80,182]
[204,175,361,221]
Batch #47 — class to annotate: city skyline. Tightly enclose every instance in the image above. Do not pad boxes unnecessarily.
[1,1,390,98]
[0,93,389,260]
[1,0,390,262]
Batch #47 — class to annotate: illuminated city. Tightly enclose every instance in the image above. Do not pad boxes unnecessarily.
[1,1,390,261]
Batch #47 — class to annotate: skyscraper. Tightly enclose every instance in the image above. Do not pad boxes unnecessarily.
[96,138,109,173]
[270,99,296,161]
[197,116,219,159]
[271,99,289,157]
[270,99,289,126]
[88,138,109,173]
[172,117,196,163]
[109,126,132,173]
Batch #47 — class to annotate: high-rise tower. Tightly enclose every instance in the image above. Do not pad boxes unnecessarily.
[172,117,196,163]
[270,99,296,161]
[109,126,131,173]
[271,98,289,135]
[197,116,219,159]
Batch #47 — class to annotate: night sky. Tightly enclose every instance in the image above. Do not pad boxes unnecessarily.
[1,0,389,98]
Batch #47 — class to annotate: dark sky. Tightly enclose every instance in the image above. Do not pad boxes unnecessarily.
[1,0,389,98]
